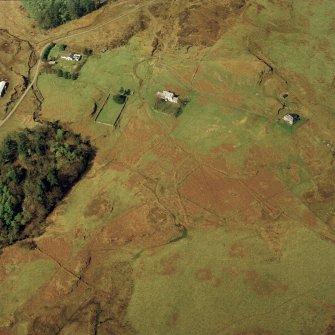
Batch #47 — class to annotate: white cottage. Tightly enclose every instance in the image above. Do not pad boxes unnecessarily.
[157,91,179,103]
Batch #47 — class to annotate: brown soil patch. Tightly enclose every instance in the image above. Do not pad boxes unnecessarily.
[244,270,288,296]
[222,92,244,107]
[259,219,289,252]
[166,311,179,328]
[159,253,180,275]
[193,79,218,95]
[150,139,186,171]
[180,166,254,216]
[182,197,225,228]
[213,278,222,287]
[246,168,286,200]
[84,193,113,218]
[236,202,265,226]
[235,329,273,335]
[220,143,236,152]
[247,146,286,169]
[147,207,168,226]
[24,256,136,335]
[195,268,213,281]
[301,209,318,226]
[206,156,229,176]
[89,204,179,250]
[325,314,335,335]
[0,245,43,280]
[149,2,172,20]
[35,237,72,266]
[110,112,167,166]
[88,14,150,52]
[177,1,247,47]
[199,97,209,106]
[229,241,246,258]
[269,190,321,228]
[316,168,335,199]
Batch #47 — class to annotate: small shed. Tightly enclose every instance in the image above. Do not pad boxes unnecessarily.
[0,80,8,97]
[283,113,300,126]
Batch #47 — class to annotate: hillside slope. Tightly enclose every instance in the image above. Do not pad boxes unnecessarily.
[0,0,335,334]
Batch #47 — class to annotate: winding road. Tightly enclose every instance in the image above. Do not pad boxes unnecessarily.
[0,0,155,128]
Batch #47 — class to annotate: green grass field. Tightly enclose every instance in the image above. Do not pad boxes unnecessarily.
[96,96,123,125]
[38,39,143,124]
[84,223,315,335]
[127,226,335,335]
[0,259,55,328]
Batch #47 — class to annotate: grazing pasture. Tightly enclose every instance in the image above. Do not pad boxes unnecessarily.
[0,0,335,334]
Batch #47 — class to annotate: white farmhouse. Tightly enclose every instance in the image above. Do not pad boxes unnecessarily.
[0,80,8,97]
[61,54,73,61]
[157,90,179,103]
[60,53,82,62]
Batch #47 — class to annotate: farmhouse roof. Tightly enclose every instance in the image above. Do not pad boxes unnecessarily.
[157,90,179,103]
[62,52,72,57]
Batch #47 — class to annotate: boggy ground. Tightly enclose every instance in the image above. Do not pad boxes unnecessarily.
[0,0,335,334]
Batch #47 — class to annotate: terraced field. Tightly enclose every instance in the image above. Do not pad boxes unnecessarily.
[0,0,335,334]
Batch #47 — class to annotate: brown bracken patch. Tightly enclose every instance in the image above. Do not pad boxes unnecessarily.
[84,193,113,218]
[235,328,273,335]
[195,268,213,281]
[244,270,288,296]
[159,253,180,275]
[178,1,247,47]
[229,241,246,258]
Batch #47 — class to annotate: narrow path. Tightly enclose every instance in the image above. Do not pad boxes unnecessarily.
[0,0,157,128]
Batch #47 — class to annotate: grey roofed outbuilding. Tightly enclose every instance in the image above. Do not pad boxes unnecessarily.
[283,113,300,126]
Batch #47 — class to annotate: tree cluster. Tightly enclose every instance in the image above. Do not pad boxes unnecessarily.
[113,87,132,104]
[0,122,95,247]
[22,0,104,30]
[41,43,56,61]
[57,69,79,80]
[59,44,67,51]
